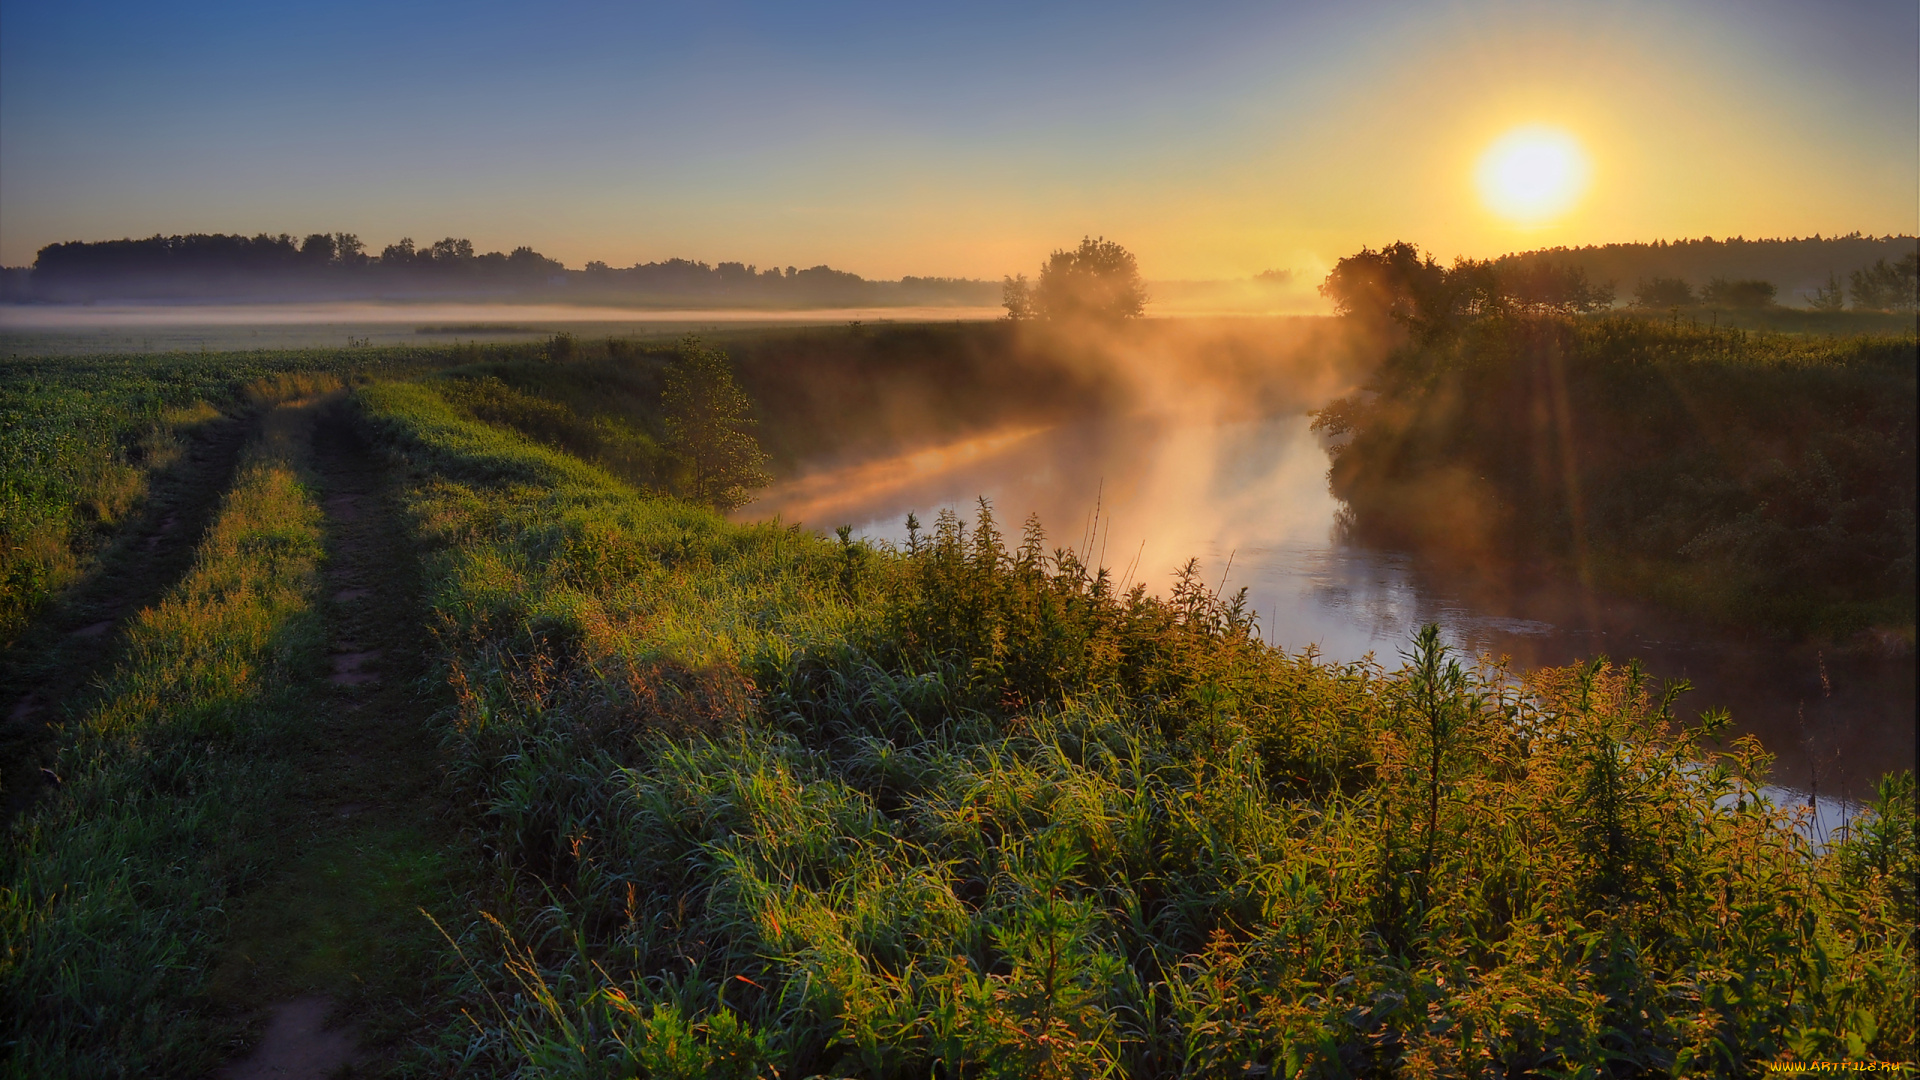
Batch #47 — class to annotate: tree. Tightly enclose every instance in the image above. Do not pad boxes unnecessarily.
[380,237,419,266]
[299,233,337,263]
[1701,277,1776,309]
[1009,236,1146,323]
[333,233,367,266]
[1001,274,1034,320]
[1320,242,1447,327]
[428,237,476,263]
[662,336,771,510]
[1849,253,1918,312]
[1805,271,1846,312]
[542,332,577,363]
[1632,276,1694,308]
[1497,261,1614,314]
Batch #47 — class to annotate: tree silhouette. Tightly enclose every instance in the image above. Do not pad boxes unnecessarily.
[662,336,771,510]
[1702,277,1776,309]
[1321,243,1613,341]
[1805,271,1846,312]
[1320,242,1446,326]
[1849,253,1919,312]
[1010,237,1147,323]
[1632,276,1695,308]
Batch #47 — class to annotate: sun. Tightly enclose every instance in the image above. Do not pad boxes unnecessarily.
[1475,126,1590,225]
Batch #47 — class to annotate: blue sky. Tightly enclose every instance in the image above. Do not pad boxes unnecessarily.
[1,0,1913,276]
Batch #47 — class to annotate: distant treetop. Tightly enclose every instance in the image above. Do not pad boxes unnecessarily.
[1003,236,1147,323]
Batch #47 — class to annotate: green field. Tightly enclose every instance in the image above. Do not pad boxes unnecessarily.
[1,331,1914,1077]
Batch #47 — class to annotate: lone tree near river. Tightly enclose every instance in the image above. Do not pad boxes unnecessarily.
[663,336,771,510]
[1003,236,1148,323]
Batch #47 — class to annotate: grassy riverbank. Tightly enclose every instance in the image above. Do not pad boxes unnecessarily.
[1313,316,1916,644]
[361,374,1915,1075]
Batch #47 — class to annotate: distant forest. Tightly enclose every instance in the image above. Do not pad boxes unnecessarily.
[1,229,1914,310]
[1494,234,1917,309]
[0,231,999,307]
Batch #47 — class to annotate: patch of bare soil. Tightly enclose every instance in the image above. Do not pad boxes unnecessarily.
[219,997,362,1080]
[329,648,381,686]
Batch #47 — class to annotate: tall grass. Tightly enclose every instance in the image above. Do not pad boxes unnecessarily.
[0,401,329,1077]
[361,378,1914,1077]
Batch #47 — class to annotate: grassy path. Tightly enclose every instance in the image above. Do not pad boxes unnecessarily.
[214,400,470,1077]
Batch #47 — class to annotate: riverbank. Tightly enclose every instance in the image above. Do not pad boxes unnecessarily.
[355,372,1914,1073]
[1311,315,1916,646]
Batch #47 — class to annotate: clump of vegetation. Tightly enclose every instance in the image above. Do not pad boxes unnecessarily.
[1850,252,1919,313]
[1318,241,1612,345]
[1314,243,1916,641]
[661,336,770,509]
[1627,248,1915,318]
[0,402,329,1074]
[353,380,1913,1076]
[1633,275,1696,308]
[1702,277,1778,309]
[1003,237,1148,323]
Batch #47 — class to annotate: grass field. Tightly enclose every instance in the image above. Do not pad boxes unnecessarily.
[1,332,1914,1077]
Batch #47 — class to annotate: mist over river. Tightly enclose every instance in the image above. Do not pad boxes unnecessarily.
[742,409,1915,827]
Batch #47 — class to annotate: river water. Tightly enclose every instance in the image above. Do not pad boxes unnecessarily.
[742,410,1914,831]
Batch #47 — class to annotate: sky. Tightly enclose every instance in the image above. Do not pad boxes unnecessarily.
[1,0,1914,278]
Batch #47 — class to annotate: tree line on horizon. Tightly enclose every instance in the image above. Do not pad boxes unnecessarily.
[6,228,1915,312]
[1318,241,1615,340]
[1629,252,1919,313]
[6,231,1001,306]
[1496,233,1919,312]
[1323,240,1918,323]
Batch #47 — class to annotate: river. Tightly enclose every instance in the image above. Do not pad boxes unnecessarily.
[742,410,1915,834]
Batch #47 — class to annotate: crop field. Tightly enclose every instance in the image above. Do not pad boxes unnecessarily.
[0,330,1913,1078]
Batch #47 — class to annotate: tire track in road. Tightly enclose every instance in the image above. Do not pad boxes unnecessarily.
[217,399,468,1079]
[1,413,252,821]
